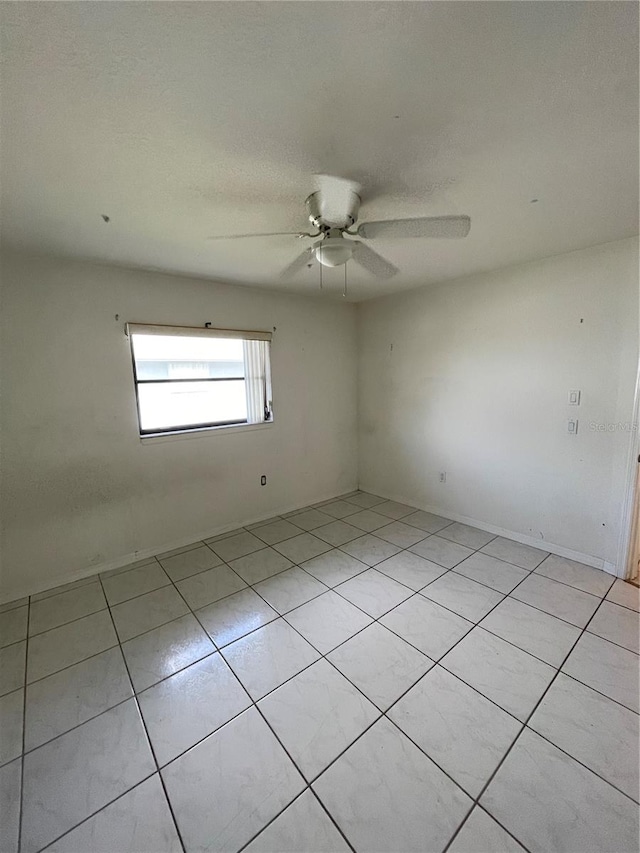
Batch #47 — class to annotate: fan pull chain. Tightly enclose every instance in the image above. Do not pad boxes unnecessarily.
[319,263,323,290]
[343,264,347,298]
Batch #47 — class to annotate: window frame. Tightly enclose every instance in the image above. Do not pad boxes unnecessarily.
[126,323,273,438]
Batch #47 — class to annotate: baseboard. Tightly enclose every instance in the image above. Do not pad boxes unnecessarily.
[1,487,358,604]
[358,485,619,577]
[602,560,620,578]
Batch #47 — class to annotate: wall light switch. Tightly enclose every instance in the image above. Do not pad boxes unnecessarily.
[568,390,581,405]
[567,419,578,434]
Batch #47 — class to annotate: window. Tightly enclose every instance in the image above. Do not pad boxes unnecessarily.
[127,324,273,436]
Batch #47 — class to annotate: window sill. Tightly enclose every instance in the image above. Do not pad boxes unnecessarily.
[139,421,274,445]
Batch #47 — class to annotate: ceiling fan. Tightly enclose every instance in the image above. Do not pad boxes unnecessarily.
[208,175,470,280]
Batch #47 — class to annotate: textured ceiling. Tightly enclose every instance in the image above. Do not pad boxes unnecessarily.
[1,1,638,301]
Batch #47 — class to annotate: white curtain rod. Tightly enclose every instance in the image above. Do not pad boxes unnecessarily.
[125,323,273,342]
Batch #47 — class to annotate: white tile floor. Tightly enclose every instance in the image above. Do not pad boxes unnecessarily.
[1,491,638,853]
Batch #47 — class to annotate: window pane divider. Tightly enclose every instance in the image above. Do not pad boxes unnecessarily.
[136,377,245,384]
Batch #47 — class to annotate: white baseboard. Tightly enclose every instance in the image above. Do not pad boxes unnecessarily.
[1,487,358,605]
[359,485,619,577]
[602,560,620,578]
[4,484,619,604]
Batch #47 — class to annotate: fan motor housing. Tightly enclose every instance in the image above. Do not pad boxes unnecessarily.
[305,191,361,230]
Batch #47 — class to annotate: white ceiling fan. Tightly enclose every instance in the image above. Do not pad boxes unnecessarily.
[208,175,470,280]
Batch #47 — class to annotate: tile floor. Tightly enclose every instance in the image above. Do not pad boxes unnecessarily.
[1,492,639,853]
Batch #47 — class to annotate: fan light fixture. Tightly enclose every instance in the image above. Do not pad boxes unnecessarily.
[207,173,471,283]
[314,237,354,268]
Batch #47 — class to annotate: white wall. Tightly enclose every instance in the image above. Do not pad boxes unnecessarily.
[358,237,639,570]
[0,252,357,601]
[2,238,637,601]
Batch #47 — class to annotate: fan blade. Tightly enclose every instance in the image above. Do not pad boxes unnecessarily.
[315,174,361,227]
[352,242,398,279]
[357,215,471,240]
[207,231,306,241]
[280,247,314,279]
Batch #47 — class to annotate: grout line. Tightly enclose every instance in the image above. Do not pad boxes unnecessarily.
[16,650,227,761]
[0,494,589,612]
[523,715,640,805]
[439,585,623,853]
[95,571,188,853]
[240,710,361,853]
[20,556,329,692]
[551,669,640,716]
[15,583,458,849]
[392,656,640,809]
[16,593,30,853]
[479,602,638,660]
[18,689,136,762]
[320,534,617,641]
[519,566,615,600]
[12,495,637,853]
[102,568,171,601]
[220,596,498,852]
[17,570,635,771]
[0,636,31,652]
[22,640,121,689]
[213,541,538,797]
[97,531,619,850]
[22,612,633,847]
[418,562,618,640]
[476,802,536,853]
[599,590,640,614]
[26,603,109,641]
[0,599,30,615]
[155,547,361,853]
[461,574,592,627]
[35,771,159,853]
[10,508,617,704]
[377,559,546,708]
[234,786,356,853]
[299,547,637,845]
[15,508,608,642]
[308,787,359,853]
[155,540,210,561]
[452,621,564,670]
[28,576,101,604]
[14,519,630,694]
[532,557,615,592]
[99,555,162,581]
[377,711,534,853]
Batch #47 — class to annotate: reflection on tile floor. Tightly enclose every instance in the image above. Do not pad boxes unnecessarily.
[0,491,638,853]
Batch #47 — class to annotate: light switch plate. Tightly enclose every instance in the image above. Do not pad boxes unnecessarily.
[567,419,579,434]
[568,390,581,405]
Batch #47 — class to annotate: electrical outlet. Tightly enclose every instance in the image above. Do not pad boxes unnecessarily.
[260,475,267,486]
[439,472,447,483]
